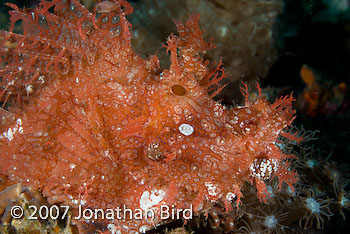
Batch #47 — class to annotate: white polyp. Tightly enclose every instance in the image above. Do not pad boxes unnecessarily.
[265,215,278,228]
[306,198,321,213]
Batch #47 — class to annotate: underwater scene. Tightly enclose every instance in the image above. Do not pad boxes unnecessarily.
[0,0,349,233]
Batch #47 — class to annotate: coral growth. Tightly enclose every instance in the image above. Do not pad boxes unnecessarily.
[298,64,348,117]
[0,0,298,233]
[298,187,333,230]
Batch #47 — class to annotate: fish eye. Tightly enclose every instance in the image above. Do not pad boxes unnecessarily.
[171,84,186,96]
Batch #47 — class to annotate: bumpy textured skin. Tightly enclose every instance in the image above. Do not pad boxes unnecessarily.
[0,0,298,233]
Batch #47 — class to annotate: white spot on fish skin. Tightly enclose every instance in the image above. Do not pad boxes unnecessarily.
[205,182,221,198]
[226,192,236,201]
[179,123,194,136]
[139,189,165,211]
[0,118,23,141]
